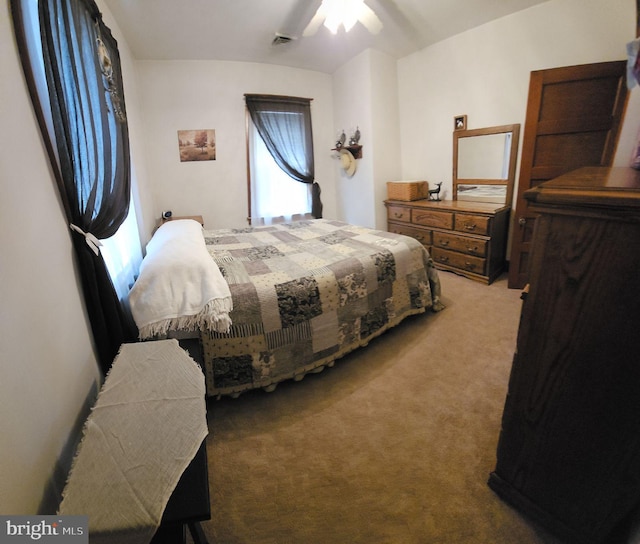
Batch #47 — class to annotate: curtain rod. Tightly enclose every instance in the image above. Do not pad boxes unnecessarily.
[244,93,313,102]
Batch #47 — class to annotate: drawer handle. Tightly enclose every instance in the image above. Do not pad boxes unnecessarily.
[416,235,425,242]
[438,256,449,264]
[394,212,404,219]
[464,224,477,231]
[464,262,477,270]
[466,245,479,253]
[439,240,449,246]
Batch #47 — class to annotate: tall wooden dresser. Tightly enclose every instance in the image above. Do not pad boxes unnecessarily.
[488,167,640,544]
[385,198,510,284]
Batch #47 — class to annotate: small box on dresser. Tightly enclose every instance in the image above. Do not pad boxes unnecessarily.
[385,198,510,284]
[386,181,429,201]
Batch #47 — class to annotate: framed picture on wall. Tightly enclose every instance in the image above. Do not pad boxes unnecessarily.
[454,115,467,131]
[178,129,216,162]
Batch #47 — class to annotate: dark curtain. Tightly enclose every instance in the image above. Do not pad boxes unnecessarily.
[11,0,136,373]
[245,94,323,218]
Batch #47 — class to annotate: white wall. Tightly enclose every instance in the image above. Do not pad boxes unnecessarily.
[369,49,402,230]
[333,49,401,230]
[0,0,149,514]
[397,0,640,204]
[135,60,335,234]
[0,2,101,514]
[333,51,376,227]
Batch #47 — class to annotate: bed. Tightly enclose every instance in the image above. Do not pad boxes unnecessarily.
[129,218,443,398]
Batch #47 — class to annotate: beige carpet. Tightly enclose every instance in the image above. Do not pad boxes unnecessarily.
[199,271,566,544]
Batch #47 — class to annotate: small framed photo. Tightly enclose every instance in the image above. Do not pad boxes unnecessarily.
[178,129,216,162]
[454,115,467,131]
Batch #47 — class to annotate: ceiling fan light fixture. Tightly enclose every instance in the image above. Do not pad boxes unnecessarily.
[320,0,365,34]
[342,0,362,32]
[323,1,341,34]
[302,0,382,38]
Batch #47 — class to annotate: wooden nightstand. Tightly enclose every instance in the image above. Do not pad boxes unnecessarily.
[160,215,204,227]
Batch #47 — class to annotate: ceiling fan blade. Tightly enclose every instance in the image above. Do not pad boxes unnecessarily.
[359,3,383,34]
[279,0,323,38]
[302,10,326,37]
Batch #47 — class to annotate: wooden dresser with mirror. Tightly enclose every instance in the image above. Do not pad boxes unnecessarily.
[385,123,520,284]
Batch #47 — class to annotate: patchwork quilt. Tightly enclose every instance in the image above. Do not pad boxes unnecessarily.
[200,219,443,397]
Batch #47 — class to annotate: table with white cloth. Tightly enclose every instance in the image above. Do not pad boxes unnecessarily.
[58,339,209,544]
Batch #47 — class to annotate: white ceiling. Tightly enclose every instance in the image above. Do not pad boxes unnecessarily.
[103,0,551,74]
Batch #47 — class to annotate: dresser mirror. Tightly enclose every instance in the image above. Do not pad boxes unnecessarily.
[453,124,520,205]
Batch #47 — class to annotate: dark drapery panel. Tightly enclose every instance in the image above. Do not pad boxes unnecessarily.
[11,0,136,373]
[245,94,323,218]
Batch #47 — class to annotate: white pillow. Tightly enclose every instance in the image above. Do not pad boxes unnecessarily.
[129,219,233,339]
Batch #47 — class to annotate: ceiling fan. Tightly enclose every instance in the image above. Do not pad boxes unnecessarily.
[274,0,383,44]
[303,0,383,36]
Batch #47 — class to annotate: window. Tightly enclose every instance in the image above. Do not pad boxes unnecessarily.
[245,94,323,225]
[101,204,142,304]
[11,0,140,370]
[248,116,311,224]
[14,0,142,304]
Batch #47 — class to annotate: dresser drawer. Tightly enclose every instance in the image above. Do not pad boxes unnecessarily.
[388,224,432,246]
[387,205,411,223]
[431,247,486,275]
[412,209,454,230]
[433,232,488,257]
[454,213,490,236]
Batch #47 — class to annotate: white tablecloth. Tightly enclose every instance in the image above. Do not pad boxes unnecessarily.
[58,339,208,544]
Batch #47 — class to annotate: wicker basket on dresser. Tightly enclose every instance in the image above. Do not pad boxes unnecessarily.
[385,198,510,284]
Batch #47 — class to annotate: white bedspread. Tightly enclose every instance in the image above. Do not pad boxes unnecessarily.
[129,219,232,339]
[58,339,208,544]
